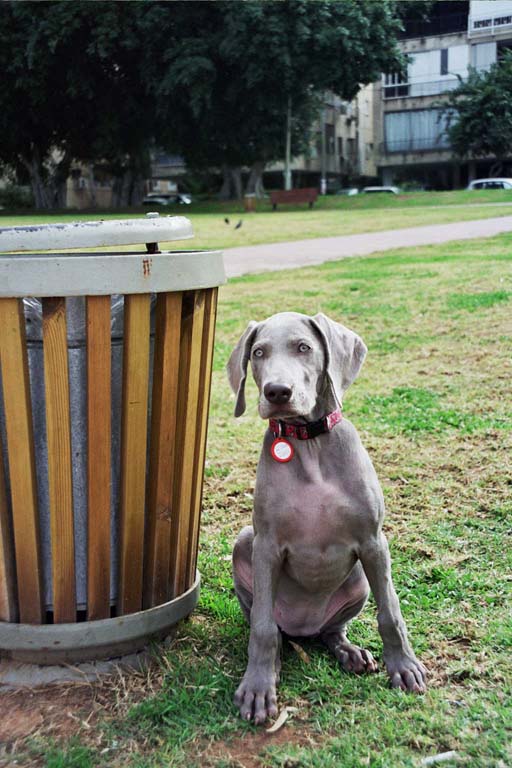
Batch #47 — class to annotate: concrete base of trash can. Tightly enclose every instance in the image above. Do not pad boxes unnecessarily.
[0,647,158,688]
[0,572,200,665]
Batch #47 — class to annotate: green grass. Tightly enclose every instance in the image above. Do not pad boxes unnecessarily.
[1,188,512,252]
[356,386,511,435]
[5,226,512,768]
[44,744,96,768]
[447,290,509,312]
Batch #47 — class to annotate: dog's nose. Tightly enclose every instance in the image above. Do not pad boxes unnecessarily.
[264,383,292,404]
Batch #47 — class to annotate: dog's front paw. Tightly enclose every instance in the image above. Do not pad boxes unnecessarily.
[234,670,278,724]
[384,651,427,693]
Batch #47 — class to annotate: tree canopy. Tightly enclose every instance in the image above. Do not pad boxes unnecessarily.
[149,0,405,196]
[0,0,408,206]
[443,51,512,174]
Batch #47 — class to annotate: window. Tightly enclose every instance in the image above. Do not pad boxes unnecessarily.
[483,181,510,189]
[346,138,357,162]
[440,48,448,75]
[337,137,343,156]
[498,39,512,61]
[384,109,452,153]
[324,124,336,155]
[472,41,496,70]
[383,72,409,98]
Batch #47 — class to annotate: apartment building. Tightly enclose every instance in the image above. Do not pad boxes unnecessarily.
[376,0,512,189]
[266,85,378,191]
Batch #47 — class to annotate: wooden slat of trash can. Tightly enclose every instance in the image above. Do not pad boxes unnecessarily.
[42,297,77,623]
[86,295,112,620]
[118,293,151,615]
[0,438,16,622]
[170,290,206,598]
[186,288,219,589]
[0,298,44,624]
[144,291,183,609]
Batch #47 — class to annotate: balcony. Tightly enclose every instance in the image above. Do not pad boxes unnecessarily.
[382,137,451,154]
[399,12,468,39]
[468,12,512,37]
[383,78,462,99]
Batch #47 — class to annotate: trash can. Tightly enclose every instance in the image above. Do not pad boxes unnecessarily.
[0,213,225,663]
[243,193,256,213]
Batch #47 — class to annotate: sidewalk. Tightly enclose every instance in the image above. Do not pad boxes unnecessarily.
[223,215,512,278]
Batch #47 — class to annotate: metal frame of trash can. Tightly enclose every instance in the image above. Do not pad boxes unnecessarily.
[0,216,225,663]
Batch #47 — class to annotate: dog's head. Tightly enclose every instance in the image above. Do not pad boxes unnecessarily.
[227,312,367,419]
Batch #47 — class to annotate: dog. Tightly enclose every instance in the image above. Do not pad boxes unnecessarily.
[227,311,426,724]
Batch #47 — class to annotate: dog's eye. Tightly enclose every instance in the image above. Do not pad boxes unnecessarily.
[253,348,264,358]
[298,343,311,353]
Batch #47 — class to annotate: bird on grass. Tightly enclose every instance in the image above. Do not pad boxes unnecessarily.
[235,220,243,229]
[224,217,230,224]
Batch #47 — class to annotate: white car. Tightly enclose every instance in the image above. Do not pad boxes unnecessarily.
[361,185,400,194]
[142,192,192,205]
[467,178,512,190]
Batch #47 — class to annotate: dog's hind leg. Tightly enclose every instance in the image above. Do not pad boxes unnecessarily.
[320,562,378,675]
[232,525,255,622]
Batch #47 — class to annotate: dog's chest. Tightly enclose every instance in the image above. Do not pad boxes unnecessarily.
[260,474,354,547]
[274,481,356,589]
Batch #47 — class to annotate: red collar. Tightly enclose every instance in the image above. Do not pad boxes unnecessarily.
[269,408,342,440]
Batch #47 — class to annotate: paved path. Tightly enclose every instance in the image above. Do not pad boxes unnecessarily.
[223,215,512,278]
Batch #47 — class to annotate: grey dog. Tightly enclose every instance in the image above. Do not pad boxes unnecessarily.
[227,311,426,724]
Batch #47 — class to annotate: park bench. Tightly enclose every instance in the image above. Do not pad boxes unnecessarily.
[270,187,318,210]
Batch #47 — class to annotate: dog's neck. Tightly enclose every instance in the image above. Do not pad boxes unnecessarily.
[269,407,342,441]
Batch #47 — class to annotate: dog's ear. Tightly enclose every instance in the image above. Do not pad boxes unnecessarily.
[309,313,367,406]
[226,321,260,417]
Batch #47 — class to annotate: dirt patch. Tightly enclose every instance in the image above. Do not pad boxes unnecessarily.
[200,724,315,768]
[0,683,99,742]
[0,658,167,765]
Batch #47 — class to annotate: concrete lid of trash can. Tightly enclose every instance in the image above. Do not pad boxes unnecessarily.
[0,214,193,253]
[0,249,226,297]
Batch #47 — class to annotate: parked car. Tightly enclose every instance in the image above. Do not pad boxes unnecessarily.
[336,187,359,196]
[142,192,192,206]
[361,185,400,194]
[467,178,512,190]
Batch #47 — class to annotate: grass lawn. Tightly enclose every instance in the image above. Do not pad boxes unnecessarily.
[4,230,511,767]
[1,189,512,252]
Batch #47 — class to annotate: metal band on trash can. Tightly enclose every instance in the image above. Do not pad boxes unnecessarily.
[0,571,201,664]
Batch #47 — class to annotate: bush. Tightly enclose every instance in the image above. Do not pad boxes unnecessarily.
[0,184,34,209]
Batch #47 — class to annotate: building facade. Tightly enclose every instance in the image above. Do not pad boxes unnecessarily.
[266,85,378,191]
[376,0,512,189]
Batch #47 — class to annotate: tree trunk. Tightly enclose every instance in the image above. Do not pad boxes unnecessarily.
[112,169,132,207]
[111,151,150,207]
[245,161,265,197]
[218,164,243,200]
[50,155,71,208]
[130,175,146,206]
[20,147,71,209]
[218,165,232,200]
[87,164,97,207]
[231,166,242,200]
[489,160,503,178]
[29,165,51,209]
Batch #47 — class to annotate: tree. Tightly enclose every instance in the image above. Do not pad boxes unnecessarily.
[149,0,406,198]
[443,51,512,176]
[0,2,161,208]
[0,1,410,206]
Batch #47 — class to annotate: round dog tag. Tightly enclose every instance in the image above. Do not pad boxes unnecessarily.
[270,438,294,463]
